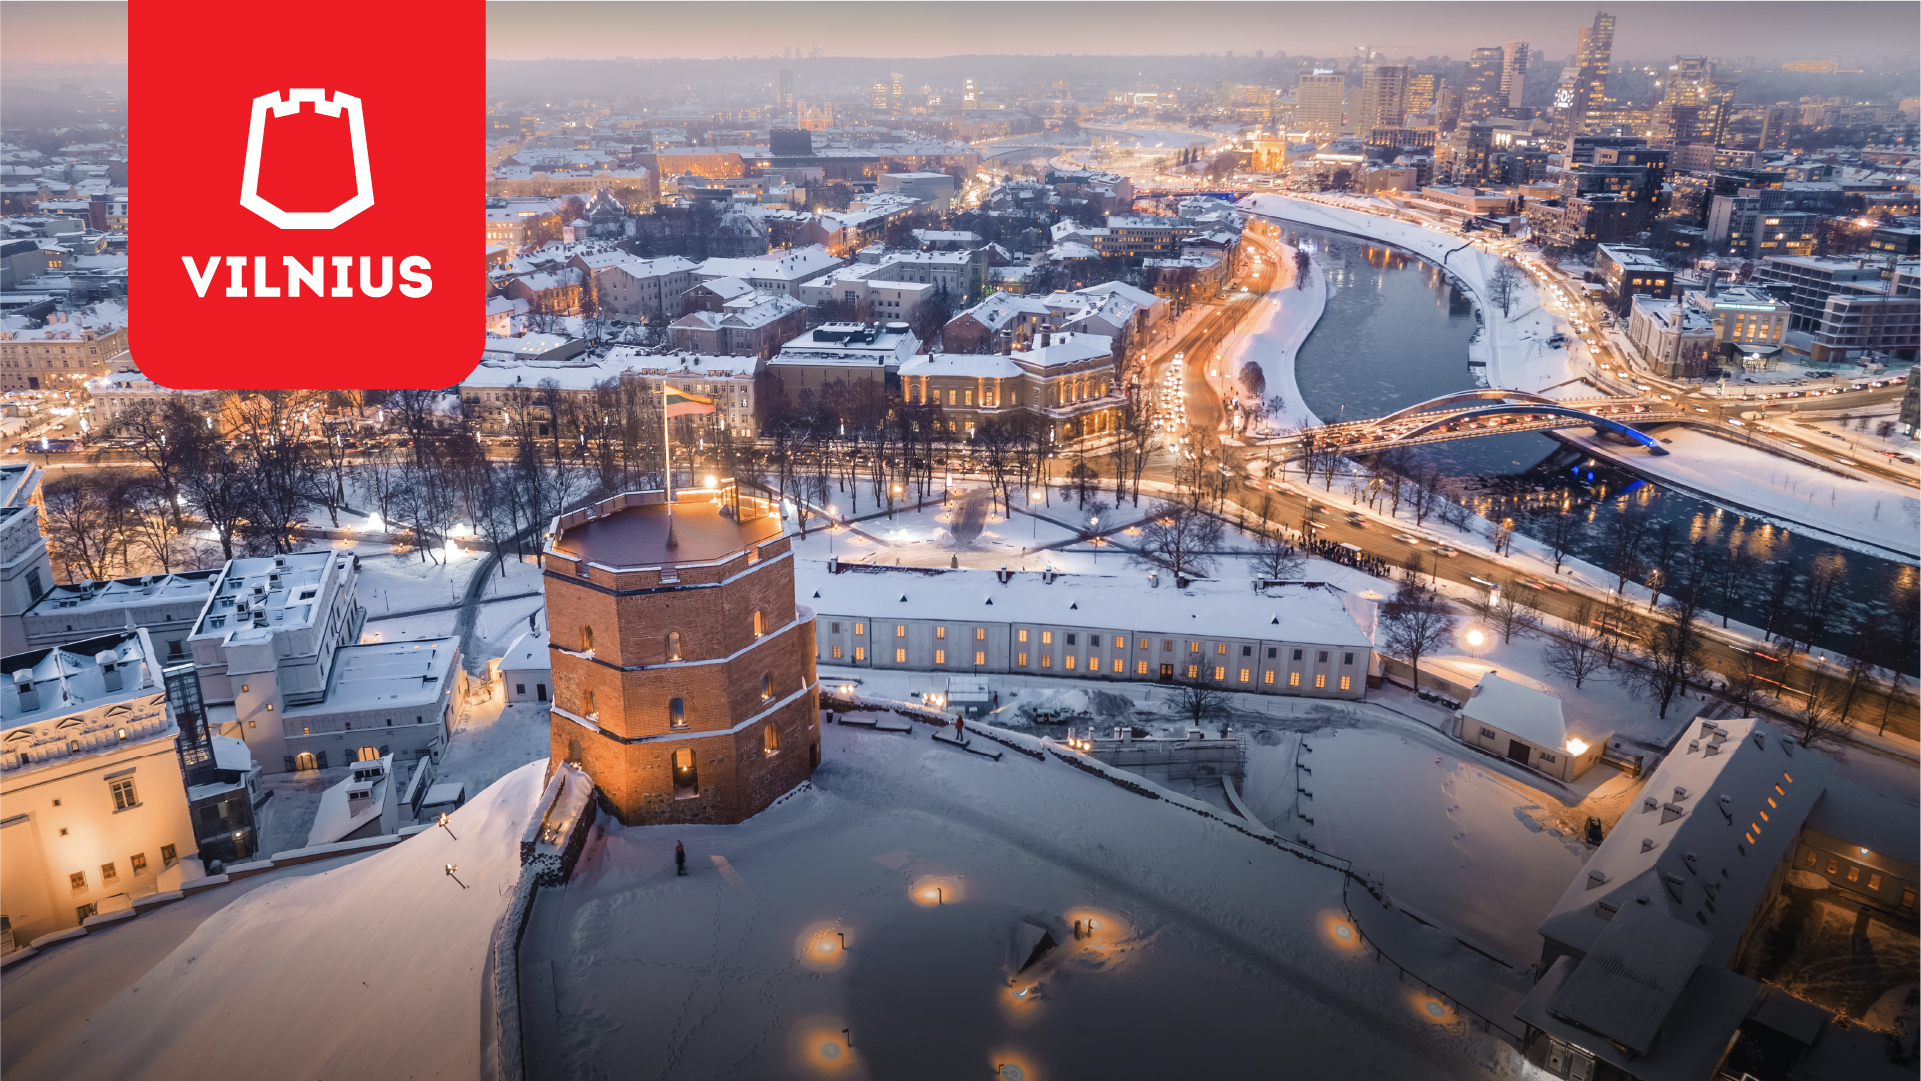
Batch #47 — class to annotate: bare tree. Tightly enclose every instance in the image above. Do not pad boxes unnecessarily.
[1486,260,1523,318]
[1129,501,1224,579]
[1776,681,1853,756]
[1624,553,1711,720]
[1381,578,1457,692]
[1490,589,1542,644]
[1603,501,1653,593]
[1544,503,1581,574]
[1251,532,1306,580]
[1168,681,1231,728]
[41,472,133,582]
[1541,602,1609,689]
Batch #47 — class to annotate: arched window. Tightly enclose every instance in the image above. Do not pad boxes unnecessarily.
[582,689,597,717]
[669,697,686,729]
[752,610,765,637]
[580,624,594,651]
[355,746,380,762]
[667,631,682,661]
[761,674,772,701]
[763,723,780,755]
[294,752,317,771]
[672,747,698,799]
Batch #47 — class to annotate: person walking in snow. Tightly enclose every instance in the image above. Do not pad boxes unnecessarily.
[954,716,965,741]
[675,841,687,876]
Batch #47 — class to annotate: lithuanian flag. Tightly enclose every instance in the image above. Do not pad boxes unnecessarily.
[663,386,716,417]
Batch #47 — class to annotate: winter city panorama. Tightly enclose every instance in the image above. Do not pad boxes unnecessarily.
[1,2,1919,1079]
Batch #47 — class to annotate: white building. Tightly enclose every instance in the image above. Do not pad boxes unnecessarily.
[495,623,550,704]
[83,357,217,422]
[460,351,761,433]
[582,255,699,321]
[877,171,958,208]
[1626,294,1718,380]
[184,552,458,774]
[2,628,200,943]
[0,462,50,657]
[804,564,1378,699]
[695,245,845,299]
[20,569,220,660]
[1454,671,1608,782]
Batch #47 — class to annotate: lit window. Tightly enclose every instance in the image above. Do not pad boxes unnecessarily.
[1018,652,1029,667]
[1340,676,1352,690]
[1112,659,1123,673]
[975,651,986,666]
[1847,866,1860,883]
[669,698,685,728]
[100,861,117,882]
[1212,666,1225,681]
[894,648,906,663]
[1263,670,1275,684]
[1187,665,1199,679]
[831,645,843,659]
[1065,656,1077,670]
[935,649,947,665]
[1289,672,1301,687]
[1827,860,1839,875]
[763,724,780,756]
[1041,655,1052,668]
[854,647,866,661]
[1018,629,1029,643]
[853,623,864,636]
[1314,674,1327,688]
[580,625,594,650]
[1869,873,1882,890]
[935,626,946,640]
[69,871,87,891]
[895,625,906,638]
[1042,631,1053,645]
[753,610,765,637]
[1238,668,1251,683]
[1189,642,1200,654]
[130,852,148,875]
[1136,661,1150,675]
[975,628,986,641]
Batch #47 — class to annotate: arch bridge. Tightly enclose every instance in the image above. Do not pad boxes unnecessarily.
[1274,389,1682,457]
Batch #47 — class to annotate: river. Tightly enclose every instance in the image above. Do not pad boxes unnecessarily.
[1279,223,1918,665]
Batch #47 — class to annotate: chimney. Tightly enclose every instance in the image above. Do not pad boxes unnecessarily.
[97,651,123,692]
[12,671,37,713]
[1041,331,1052,347]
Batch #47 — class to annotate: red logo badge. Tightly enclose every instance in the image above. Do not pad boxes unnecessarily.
[131,2,481,389]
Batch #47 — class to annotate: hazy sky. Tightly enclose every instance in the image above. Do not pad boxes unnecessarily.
[2,1,1914,66]
[481,2,1918,63]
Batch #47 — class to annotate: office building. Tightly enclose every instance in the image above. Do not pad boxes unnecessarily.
[1297,71,1346,137]
[1501,42,1530,111]
[1357,63,1411,132]
[1462,47,1506,123]
[1595,244,1673,315]
[1554,11,1616,149]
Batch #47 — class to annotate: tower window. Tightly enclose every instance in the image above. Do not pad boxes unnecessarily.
[667,631,682,661]
[669,697,685,729]
[580,624,594,651]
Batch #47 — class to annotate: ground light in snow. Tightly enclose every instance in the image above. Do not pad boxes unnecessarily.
[1408,989,1461,1028]
[989,1048,1042,1080]
[798,921,849,970]
[1319,909,1366,954]
[910,873,963,906]
[790,1016,860,1077]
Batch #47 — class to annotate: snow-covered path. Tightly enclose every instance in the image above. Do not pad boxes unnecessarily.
[535,723,1535,1079]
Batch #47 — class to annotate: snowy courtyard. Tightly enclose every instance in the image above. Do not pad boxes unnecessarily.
[523,721,1537,1080]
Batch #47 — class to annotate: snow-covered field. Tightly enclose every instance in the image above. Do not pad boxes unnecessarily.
[1242,726,1592,964]
[5,762,547,1081]
[532,721,1535,1079]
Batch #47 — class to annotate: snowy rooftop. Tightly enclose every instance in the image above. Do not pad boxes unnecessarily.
[306,754,392,847]
[284,639,458,717]
[192,551,353,640]
[2,629,160,731]
[796,564,1376,648]
[1460,672,1565,749]
[497,627,550,673]
[898,352,1026,380]
[1537,717,1835,967]
[1544,899,1712,1055]
[698,245,843,283]
[24,569,219,621]
[1516,954,1760,1081]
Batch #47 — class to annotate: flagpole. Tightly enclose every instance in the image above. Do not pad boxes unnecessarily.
[662,382,677,548]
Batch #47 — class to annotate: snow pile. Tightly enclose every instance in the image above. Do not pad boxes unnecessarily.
[1005,684,1137,723]
[1223,239,1329,431]
[5,762,548,1081]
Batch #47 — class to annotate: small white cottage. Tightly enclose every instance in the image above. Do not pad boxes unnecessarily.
[496,624,550,704]
[1456,672,1607,782]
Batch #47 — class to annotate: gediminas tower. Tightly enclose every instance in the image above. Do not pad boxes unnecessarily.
[541,483,818,825]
